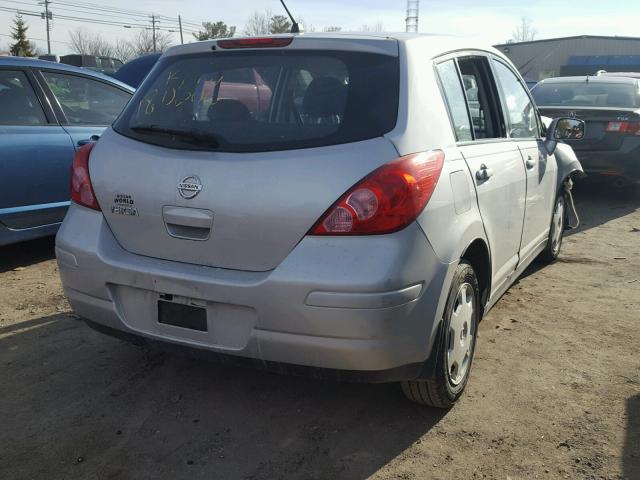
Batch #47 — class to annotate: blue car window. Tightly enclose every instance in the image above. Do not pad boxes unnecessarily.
[0,70,47,125]
[42,71,131,125]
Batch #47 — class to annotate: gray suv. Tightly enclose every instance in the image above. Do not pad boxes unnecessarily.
[55,33,583,407]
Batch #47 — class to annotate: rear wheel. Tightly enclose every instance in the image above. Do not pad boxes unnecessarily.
[538,193,566,263]
[401,261,480,408]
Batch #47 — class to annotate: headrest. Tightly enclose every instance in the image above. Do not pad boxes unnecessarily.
[207,99,251,122]
[301,77,347,117]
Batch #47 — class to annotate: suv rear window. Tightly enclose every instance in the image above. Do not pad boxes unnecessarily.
[532,81,640,108]
[114,50,399,152]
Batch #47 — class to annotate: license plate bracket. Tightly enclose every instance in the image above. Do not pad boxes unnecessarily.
[158,300,207,332]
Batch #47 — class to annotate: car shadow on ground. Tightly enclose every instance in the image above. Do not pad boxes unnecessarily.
[624,394,640,480]
[0,236,55,273]
[566,179,639,237]
[0,314,447,480]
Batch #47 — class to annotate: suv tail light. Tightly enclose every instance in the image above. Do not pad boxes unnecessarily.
[309,150,445,235]
[605,121,640,135]
[71,142,100,211]
[217,37,293,49]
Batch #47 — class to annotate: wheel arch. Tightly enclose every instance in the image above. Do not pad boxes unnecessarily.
[460,238,491,317]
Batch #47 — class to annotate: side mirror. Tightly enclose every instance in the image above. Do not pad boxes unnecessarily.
[544,117,585,155]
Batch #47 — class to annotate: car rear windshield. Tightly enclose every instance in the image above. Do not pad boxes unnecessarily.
[113,50,399,152]
[532,81,640,108]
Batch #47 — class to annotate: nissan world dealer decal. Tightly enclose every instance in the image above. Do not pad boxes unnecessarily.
[111,194,139,216]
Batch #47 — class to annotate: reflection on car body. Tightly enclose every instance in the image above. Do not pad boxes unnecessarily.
[0,57,134,247]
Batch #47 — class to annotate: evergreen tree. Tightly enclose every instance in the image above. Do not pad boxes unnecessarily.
[193,21,235,41]
[10,14,36,57]
[269,15,292,34]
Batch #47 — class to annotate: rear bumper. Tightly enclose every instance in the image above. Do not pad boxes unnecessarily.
[571,141,640,182]
[84,319,426,383]
[56,204,454,379]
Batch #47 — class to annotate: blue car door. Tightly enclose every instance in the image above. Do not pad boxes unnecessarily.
[0,68,75,234]
[37,70,132,148]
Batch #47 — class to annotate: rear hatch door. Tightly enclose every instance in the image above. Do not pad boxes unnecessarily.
[90,130,399,271]
[88,39,401,272]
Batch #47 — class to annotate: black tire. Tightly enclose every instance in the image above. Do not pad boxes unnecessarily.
[401,261,480,408]
[538,193,567,264]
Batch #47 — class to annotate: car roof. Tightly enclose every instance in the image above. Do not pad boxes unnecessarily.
[0,56,134,91]
[598,72,640,79]
[538,75,638,85]
[164,33,505,62]
[111,53,162,89]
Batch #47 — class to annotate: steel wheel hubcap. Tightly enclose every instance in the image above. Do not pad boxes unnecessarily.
[551,198,564,254]
[447,283,475,386]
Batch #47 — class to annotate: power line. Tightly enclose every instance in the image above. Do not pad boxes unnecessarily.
[0,31,70,45]
[2,0,202,28]
[50,0,202,28]
[0,5,197,32]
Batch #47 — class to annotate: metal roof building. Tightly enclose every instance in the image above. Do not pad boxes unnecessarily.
[494,35,640,82]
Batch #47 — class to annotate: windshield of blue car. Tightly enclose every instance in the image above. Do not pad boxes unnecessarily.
[114,50,400,152]
[532,81,640,108]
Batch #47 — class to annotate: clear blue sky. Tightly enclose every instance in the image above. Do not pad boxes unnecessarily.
[1,0,639,55]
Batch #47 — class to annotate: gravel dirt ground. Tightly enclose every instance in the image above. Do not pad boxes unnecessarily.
[1,183,639,480]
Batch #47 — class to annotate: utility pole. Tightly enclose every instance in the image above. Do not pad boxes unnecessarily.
[150,14,158,52]
[39,0,52,54]
[178,15,184,44]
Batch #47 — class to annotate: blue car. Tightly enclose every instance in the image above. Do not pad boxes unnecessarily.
[111,53,161,88]
[0,57,134,246]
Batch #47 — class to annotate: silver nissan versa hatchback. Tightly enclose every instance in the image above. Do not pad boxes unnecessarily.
[56,33,584,407]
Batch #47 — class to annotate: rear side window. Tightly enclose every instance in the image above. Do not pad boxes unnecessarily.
[42,71,131,125]
[492,60,539,138]
[532,81,640,108]
[114,50,399,152]
[436,60,473,141]
[457,57,505,140]
[0,70,47,125]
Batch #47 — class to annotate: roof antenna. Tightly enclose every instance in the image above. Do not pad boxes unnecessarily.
[279,0,301,33]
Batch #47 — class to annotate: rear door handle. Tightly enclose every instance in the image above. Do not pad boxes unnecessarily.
[526,156,537,169]
[476,164,493,181]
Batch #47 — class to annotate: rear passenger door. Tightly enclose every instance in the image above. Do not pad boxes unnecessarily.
[436,55,527,296]
[37,70,132,147]
[0,68,75,231]
[492,59,557,264]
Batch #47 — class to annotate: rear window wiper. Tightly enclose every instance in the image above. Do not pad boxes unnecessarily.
[130,124,220,147]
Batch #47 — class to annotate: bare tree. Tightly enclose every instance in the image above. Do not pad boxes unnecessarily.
[511,17,537,42]
[244,10,271,36]
[112,39,135,63]
[68,28,113,57]
[130,29,173,55]
[68,28,90,55]
[359,21,384,33]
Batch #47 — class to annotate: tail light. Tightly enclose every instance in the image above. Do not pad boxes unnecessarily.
[309,150,445,235]
[217,37,293,49]
[605,121,640,135]
[71,142,100,211]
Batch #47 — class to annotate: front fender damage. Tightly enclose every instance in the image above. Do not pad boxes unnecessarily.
[555,142,585,192]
